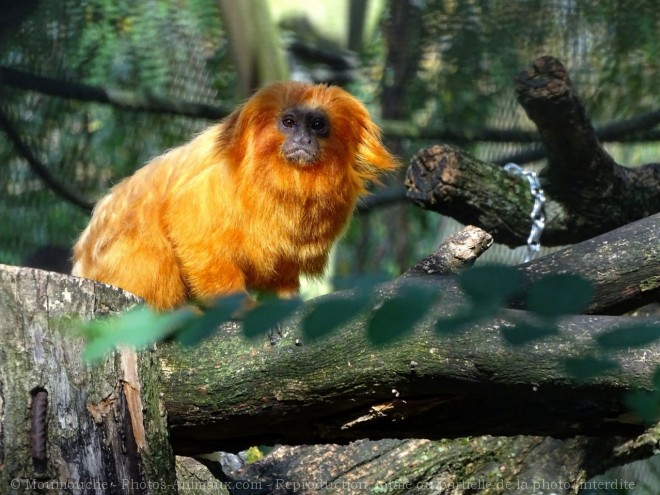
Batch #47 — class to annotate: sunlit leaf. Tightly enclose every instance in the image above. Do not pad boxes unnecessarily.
[175,295,244,346]
[302,290,372,341]
[367,281,440,345]
[459,265,522,306]
[500,322,558,346]
[527,274,593,317]
[596,323,660,349]
[563,355,619,380]
[82,305,195,362]
[243,298,302,340]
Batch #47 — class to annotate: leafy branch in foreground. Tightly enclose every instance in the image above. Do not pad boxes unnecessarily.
[72,265,631,354]
[74,265,660,420]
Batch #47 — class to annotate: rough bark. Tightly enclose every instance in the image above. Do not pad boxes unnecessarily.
[0,266,177,494]
[515,56,660,235]
[400,210,659,316]
[1,219,658,493]
[213,223,657,494]
[224,436,635,495]
[159,218,659,454]
[161,304,658,455]
[509,213,660,315]
[406,144,536,245]
[406,56,660,247]
[157,215,658,454]
[403,225,493,277]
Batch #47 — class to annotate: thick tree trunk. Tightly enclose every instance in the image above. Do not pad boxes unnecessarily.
[0,266,177,494]
[160,215,660,454]
[0,211,657,493]
[162,307,658,454]
[224,436,635,495]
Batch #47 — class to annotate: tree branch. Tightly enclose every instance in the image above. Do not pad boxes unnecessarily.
[406,56,660,246]
[0,106,94,211]
[161,215,660,454]
[2,65,657,144]
[381,108,660,144]
[515,56,660,224]
[516,214,660,315]
[403,225,493,276]
[0,65,231,120]
[163,304,658,455]
[406,143,660,247]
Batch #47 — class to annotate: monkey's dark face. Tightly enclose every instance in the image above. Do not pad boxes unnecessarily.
[278,107,329,165]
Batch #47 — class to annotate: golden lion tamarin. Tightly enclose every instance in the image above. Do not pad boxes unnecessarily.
[72,82,398,310]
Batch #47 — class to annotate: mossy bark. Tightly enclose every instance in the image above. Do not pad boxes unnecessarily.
[0,266,176,494]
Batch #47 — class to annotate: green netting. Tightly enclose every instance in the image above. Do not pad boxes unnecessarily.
[0,0,657,269]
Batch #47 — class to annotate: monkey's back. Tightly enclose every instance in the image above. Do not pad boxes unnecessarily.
[71,128,222,309]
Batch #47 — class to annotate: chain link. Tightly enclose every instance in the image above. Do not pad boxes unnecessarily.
[504,163,546,263]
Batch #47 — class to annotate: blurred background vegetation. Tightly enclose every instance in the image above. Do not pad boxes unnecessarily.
[0,0,658,281]
[0,1,658,491]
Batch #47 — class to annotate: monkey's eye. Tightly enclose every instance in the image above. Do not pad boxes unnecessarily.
[281,116,296,129]
[310,117,328,134]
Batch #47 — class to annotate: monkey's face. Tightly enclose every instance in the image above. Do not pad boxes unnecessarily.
[278,107,330,165]
[222,82,398,189]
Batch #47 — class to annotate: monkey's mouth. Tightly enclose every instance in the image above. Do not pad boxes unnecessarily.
[285,149,317,164]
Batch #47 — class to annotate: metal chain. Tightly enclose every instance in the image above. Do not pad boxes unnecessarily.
[504,163,546,263]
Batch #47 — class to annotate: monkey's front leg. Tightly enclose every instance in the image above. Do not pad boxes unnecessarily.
[183,257,248,302]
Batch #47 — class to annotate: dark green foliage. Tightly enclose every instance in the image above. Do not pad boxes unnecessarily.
[526,274,593,318]
[500,322,559,346]
[596,324,660,350]
[77,265,597,358]
[366,281,441,345]
[563,355,619,381]
[74,264,660,426]
[459,264,523,307]
[435,310,486,335]
[175,295,244,347]
[302,289,372,342]
[435,266,523,335]
[242,298,302,341]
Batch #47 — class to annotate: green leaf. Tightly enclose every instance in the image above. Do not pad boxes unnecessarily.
[82,305,196,363]
[625,390,660,423]
[563,355,619,380]
[175,295,244,347]
[527,274,593,317]
[596,323,660,349]
[435,311,475,335]
[500,322,558,346]
[459,265,522,306]
[435,303,497,335]
[243,298,302,340]
[652,368,660,390]
[367,281,440,345]
[302,290,372,342]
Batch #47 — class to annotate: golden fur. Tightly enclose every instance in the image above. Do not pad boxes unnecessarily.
[72,82,398,309]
